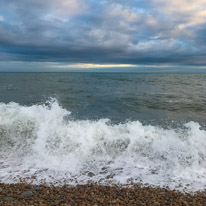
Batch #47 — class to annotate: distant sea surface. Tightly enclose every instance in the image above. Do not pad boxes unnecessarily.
[0,73,206,192]
[1,73,206,126]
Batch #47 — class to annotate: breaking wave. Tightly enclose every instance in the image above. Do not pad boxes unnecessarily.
[0,99,206,192]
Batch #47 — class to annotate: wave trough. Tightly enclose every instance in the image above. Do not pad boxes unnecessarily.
[0,99,206,192]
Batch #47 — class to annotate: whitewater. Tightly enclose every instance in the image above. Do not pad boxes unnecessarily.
[0,99,206,192]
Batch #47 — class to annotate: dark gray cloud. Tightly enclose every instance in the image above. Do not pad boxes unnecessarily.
[0,0,206,70]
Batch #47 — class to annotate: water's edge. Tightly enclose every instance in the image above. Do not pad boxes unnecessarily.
[0,99,206,192]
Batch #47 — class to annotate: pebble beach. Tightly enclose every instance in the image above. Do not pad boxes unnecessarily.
[0,183,206,206]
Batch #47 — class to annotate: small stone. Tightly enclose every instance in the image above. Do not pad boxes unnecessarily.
[3,197,14,202]
[106,174,114,179]
[33,186,41,191]
[58,199,67,204]
[111,200,117,203]
[87,172,95,177]
[21,190,34,198]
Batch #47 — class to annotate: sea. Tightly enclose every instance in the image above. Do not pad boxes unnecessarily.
[0,72,206,192]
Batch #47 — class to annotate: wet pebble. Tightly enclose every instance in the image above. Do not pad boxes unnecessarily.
[20,190,34,198]
[3,197,14,202]
[88,172,95,177]
[0,182,206,205]
[33,186,41,191]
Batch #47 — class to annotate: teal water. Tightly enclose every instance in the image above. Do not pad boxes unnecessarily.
[0,73,205,127]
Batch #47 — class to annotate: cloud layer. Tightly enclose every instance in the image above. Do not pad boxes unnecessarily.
[0,0,206,70]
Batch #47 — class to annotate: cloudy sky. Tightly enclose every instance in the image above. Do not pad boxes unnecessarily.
[0,0,206,72]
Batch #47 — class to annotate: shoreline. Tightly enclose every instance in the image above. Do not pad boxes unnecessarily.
[0,183,206,205]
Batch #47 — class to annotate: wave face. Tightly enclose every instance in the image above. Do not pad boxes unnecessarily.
[0,99,206,192]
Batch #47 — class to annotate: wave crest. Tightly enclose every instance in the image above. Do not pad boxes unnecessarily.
[0,99,206,192]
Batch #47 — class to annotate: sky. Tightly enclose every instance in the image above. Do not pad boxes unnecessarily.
[0,0,206,72]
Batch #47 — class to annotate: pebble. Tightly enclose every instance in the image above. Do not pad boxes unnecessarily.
[3,197,14,202]
[0,182,206,205]
[33,186,41,191]
[20,190,34,198]
[88,172,95,177]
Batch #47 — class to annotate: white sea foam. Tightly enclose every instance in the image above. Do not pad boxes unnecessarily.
[0,99,206,192]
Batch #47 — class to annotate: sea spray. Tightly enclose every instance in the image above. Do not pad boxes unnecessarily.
[0,99,206,192]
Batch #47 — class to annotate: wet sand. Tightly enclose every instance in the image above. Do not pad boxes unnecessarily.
[0,183,206,205]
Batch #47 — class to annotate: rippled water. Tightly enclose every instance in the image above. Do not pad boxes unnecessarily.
[0,73,206,126]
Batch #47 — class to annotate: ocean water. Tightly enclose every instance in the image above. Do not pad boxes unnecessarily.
[0,72,206,192]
